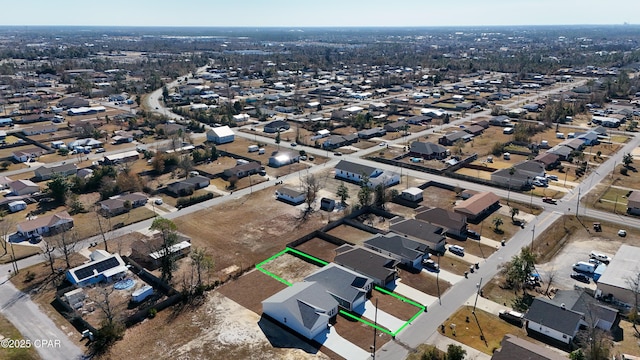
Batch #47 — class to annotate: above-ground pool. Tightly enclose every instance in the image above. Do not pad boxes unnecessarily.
[114,278,136,290]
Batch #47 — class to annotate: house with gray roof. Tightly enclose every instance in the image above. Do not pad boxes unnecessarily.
[492,334,566,360]
[334,245,398,287]
[275,187,306,205]
[388,218,446,254]
[438,130,472,146]
[363,233,430,269]
[304,263,373,311]
[334,160,399,188]
[322,134,358,149]
[524,297,585,347]
[262,281,339,339]
[550,289,618,332]
[409,141,448,160]
[415,207,468,238]
[357,127,386,139]
[548,145,573,161]
[33,163,77,181]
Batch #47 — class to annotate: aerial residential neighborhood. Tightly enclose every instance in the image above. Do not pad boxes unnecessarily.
[1,7,640,360]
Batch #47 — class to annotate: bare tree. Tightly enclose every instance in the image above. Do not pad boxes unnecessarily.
[626,271,640,336]
[56,231,77,269]
[301,173,321,218]
[544,268,557,297]
[93,286,118,325]
[94,205,109,252]
[42,240,56,275]
[0,216,15,258]
[190,247,214,289]
[576,303,613,360]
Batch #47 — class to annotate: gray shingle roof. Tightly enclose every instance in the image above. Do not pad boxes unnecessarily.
[335,160,378,177]
[334,245,397,284]
[263,282,338,331]
[410,141,447,156]
[304,263,372,306]
[524,297,583,336]
[364,233,429,261]
[389,218,445,246]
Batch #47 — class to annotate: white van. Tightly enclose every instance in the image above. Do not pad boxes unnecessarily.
[449,245,465,256]
[258,148,265,155]
[572,261,596,273]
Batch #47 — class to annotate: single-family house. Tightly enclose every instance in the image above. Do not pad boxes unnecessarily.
[33,163,77,181]
[464,124,485,136]
[514,160,546,179]
[334,245,398,287]
[334,160,399,188]
[409,141,448,160]
[58,96,89,109]
[400,187,423,202]
[12,148,47,163]
[489,115,512,127]
[388,218,447,254]
[471,120,490,129]
[357,127,386,139]
[130,233,192,270]
[0,176,13,190]
[262,281,339,340]
[102,151,139,165]
[453,192,501,221]
[268,151,300,168]
[406,115,432,124]
[627,191,640,215]
[577,131,600,146]
[68,138,103,149]
[223,162,261,179]
[363,233,430,269]
[415,207,468,238]
[560,138,585,151]
[491,334,566,360]
[548,146,573,161]
[263,120,290,133]
[17,211,74,237]
[0,118,13,126]
[206,125,235,144]
[439,130,472,146]
[534,152,560,170]
[66,250,127,287]
[99,192,148,216]
[322,134,358,149]
[275,187,306,205]
[9,179,40,196]
[304,263,374,311]
[524,297,585,346]
[22,124,57,135]
[384,120,408,132]
[166,175,210,196]
[551,289,618,332]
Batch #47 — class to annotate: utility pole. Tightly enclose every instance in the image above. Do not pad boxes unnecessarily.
[371,297,378,359]
[576,188,580,217]
[531,224,536,250]
[473,277,483,313]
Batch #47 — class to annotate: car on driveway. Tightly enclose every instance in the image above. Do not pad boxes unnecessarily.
[570,272,590,283]
[466,229,481,240]
[422,259,440,272]
[532,180,546,187]
[290,142,297,147]
[334,152,342,156]
[449,245,465,256]
[618,229,627,237]
[154,198,163,205]
[542,197,557,204]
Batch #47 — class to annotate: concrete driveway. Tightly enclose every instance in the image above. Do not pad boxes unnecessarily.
[314,325,370,360]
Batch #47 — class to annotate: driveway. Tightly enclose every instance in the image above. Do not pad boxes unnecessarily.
[358,299,406,332]
[313,326,370,360]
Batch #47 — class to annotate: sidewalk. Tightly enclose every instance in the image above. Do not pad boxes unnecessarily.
[392,280,438,308]
[463,293,508,315]
[427,332,491,360]
[421,268,464,285]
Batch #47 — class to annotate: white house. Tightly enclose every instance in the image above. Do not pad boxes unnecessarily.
[268,151,299,168]
[524,297,584,345]
[262,281,339,339]
[206,125,235,144]
[334,160,399,188]
[17,211,74,237]
[66,250,127,287]
[275,187,306,205]
[8,200,27,213]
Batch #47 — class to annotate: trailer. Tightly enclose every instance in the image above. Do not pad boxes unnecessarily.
[132,285,153,303]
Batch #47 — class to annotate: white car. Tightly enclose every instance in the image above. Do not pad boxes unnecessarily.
[449,245,465,256]
[154,198,163,205]
[589,251,611,263]
[618,229,627,237]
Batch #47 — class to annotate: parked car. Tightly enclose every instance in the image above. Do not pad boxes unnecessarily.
[546,174,559,181]
[95,147,105,153]
[379,142,386,147]
[618,229,627,237]
[590,251,611,263]
[290,142,297,147]
[449,245,465,256]
[542,197,557,204]
[334,152,343,156]
[154,198,163,205]
[532,180,546,187]
[422,259,440,272]
[466,229,481,240]
[570,272,590,283]
[29,234,43,244]
[499,310,524,326]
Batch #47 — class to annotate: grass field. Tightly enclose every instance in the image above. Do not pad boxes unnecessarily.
[0,243,41,264]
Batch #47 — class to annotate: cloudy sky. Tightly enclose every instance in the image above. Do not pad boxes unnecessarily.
[1,0,637,27]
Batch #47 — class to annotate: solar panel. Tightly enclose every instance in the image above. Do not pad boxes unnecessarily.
[73,257,120,281]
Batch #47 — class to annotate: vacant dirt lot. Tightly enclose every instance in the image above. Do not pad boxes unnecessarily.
[172,186,327,282]
[397,267,452,297]
[294,237,340,263]
[260,253,322,284]
[326,224,376,245]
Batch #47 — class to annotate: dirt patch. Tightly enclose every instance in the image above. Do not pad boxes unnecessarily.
[439,255,472,276]
[260,253,322,284]
[294,237,340,263]
[333,313,392,354]
[446,237,497,259]
[103,292,328,360]
[369,290,422,321]
[326,224,376,245]
[217,269,288,315]
[172,187,327,282]
[397,268,452,297]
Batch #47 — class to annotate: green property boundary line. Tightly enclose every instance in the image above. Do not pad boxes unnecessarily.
[255,247,425,336]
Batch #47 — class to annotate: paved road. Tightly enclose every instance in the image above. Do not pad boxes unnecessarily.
[0,276,85,360]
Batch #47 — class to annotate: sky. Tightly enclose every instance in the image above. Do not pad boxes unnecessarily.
[1,0,638,27]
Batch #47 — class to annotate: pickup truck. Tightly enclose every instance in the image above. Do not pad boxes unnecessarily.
[542,197,557,204]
